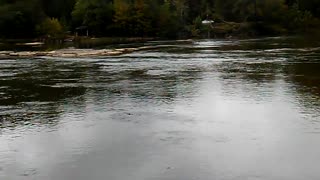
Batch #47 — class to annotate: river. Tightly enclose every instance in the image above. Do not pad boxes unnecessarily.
[0,37,320,180]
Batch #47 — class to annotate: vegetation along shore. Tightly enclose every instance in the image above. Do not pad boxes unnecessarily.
[0,0,319,41]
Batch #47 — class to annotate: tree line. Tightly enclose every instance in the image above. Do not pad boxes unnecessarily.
[0,0,319,39]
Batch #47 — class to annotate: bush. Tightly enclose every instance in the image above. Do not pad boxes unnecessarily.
[285,3,320,32]
[36,18,64,38]
[188,16,202,37]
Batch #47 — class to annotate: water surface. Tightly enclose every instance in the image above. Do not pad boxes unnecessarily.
[0,37,320,180]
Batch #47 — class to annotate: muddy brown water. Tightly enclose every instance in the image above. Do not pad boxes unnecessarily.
[0,37,320,180]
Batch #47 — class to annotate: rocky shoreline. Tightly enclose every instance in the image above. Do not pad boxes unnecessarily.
[0,45,169,59]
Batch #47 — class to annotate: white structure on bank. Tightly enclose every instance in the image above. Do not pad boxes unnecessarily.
[202,19,214,38]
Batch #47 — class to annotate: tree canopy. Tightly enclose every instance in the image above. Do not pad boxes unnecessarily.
[0,0,319,39]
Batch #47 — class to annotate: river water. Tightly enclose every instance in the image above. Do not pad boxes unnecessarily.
[0,37,320,180]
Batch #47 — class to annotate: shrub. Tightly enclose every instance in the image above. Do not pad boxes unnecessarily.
[36,18,64,38]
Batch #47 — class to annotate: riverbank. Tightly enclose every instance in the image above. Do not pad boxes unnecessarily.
[0,47,138,58]
[0,37,157,51]
[1,34,319,59]
[0,44,187,59]
[0,37,195,59]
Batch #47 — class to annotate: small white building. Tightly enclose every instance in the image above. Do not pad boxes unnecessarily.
[202,20,214,25]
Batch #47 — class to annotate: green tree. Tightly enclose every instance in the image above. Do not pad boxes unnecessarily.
[215,0,237,21]
[0,0,45,38]
[72,0,113,36]
[156,1,180,38]
[113,0,132,35]
[285,3,319,32]
[131,0,152,36]
[40,0,76,20]
[36,18,64,38]
[299,0,320,18]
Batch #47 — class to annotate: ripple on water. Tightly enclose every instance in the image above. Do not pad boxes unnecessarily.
[0,37,320,180]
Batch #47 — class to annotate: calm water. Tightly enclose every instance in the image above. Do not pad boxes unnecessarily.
[0,37,320,180]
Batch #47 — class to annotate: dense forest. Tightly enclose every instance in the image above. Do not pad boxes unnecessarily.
[0,0,319,39]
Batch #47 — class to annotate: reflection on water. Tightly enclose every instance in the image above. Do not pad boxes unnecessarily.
[0,37,320,180]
